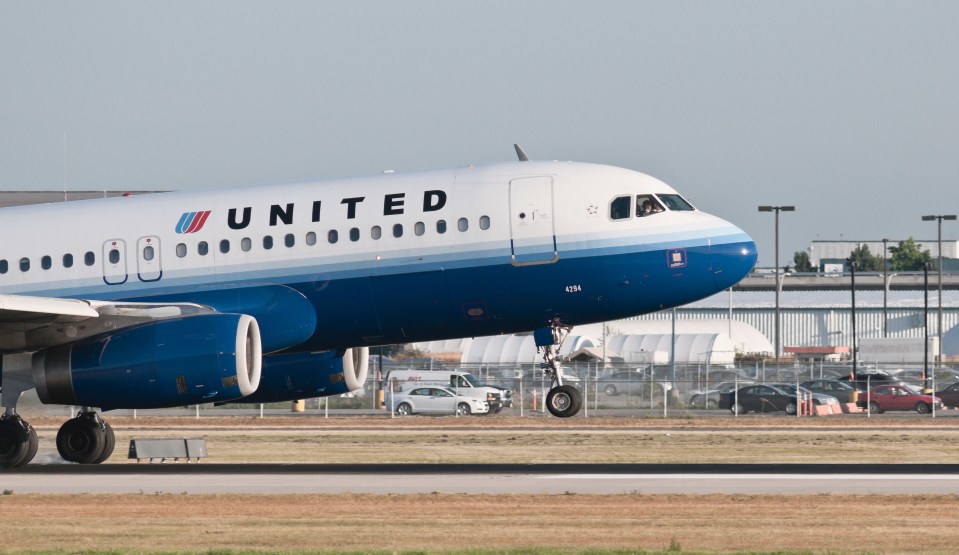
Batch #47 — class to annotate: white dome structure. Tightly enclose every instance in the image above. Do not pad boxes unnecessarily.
[604,333,736,365]
[412,334,597,364]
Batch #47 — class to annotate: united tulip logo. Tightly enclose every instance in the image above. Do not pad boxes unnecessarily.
[175,211,212,234]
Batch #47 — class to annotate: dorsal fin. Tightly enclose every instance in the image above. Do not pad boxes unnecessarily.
[514,144,531,162]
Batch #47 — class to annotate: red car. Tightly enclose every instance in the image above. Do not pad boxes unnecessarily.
[859,384,943,414]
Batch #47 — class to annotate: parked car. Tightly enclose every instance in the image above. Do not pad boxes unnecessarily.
[936,382,959,409]
[766,383,840,407]
[800,379,857,403]
[837,371,906,392]
[724,384,799,415]
[858,384,943,414]
[892,368,959,386]
[388,386,490,416]
[598,369,671,397]
[685,381,754,409]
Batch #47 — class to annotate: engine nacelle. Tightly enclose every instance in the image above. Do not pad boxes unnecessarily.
[33,314,262,410]
[238,347,369,403]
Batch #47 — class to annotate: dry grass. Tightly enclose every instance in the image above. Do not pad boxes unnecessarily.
[24,414,959,465]
[0,492,957,554]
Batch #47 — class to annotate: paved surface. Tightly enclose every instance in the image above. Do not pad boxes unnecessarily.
[4,464,959,494]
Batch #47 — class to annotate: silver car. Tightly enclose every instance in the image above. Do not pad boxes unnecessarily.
[389,386,490,416]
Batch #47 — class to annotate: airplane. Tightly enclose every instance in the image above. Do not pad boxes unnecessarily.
[0,146,757,467]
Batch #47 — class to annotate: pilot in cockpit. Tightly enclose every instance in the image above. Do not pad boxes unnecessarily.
[638,196,664,216]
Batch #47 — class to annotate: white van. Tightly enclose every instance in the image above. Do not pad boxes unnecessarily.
[383,370,510,412]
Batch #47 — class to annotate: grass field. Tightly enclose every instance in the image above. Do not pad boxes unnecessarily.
[6,414,959,554]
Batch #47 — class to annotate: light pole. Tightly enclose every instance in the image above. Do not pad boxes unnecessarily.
[921,215,956,367]
[758,205,795,370]
[882,238,889,338]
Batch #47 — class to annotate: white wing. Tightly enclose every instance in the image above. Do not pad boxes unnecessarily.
[0,293,214,353]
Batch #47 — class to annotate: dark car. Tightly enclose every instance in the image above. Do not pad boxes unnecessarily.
[800,379,857,403]
[837,372,905,392]
[725,384,799,415]
[935,382,959,409]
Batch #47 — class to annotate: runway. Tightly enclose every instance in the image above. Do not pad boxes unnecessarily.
[4,464,959,494]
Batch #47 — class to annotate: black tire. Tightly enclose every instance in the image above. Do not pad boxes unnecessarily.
[24,426,39,466]
[785,402,797,415]
[457,402,471,416]
[869,401,883,414]
[396,403,413,416]
[604,384,618,396]
[0,417,32,468]
[546,385,583,418]
[731,403,745,415]
[56,416,107,464]
[916,402,931,415]
[91,422,116,464]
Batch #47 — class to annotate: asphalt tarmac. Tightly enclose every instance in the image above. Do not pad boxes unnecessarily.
[4,464,959,494]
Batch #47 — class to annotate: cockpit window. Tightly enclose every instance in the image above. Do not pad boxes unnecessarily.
[658,194,695,211]
[609,196,631,220]
[636,195,665,217]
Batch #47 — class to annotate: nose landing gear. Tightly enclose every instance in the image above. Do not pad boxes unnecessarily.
[536,319,583,418]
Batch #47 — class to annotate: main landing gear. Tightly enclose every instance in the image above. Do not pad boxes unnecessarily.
[536,318,583,418]
[0,409,117,468]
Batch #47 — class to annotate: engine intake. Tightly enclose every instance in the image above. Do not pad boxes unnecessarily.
[33,314,262,410]
[239,347,369,403]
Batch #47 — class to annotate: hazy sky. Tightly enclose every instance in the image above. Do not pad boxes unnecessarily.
[2,1,957,266]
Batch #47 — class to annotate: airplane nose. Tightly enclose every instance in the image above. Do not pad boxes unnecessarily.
[711,225,758,291]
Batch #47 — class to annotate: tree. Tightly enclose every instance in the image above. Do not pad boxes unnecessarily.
[793,251,814,272]
[889,237,933,271]
[848,244,884,271]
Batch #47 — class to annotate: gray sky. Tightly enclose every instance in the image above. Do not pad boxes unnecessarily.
[2,1,957,266]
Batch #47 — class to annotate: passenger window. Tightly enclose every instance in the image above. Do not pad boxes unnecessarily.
[458,218,469,232]
[143,246,155,261]
[305,232,316,246]
[108,249,120,264]
[328,230,338,244]
[636,195,665,217]
[658,194,695,211]
[609,196,631,220]
[19,258,30,272]
[176,244,187,258]
[263,236,273,250]
[414,222,425,236]
[479,215,490,230]
[84,251,95,266]
[349,228,360,242]
[284,233,295,248]
[241,238,252,252]
[371,226,382,240]
[393,224,403,238]
[219,239,230,254]
[0,259,6,274]
[198,242,209,256]
[63,254,74,268]
[436,220,447,234]
[41,255,52,270]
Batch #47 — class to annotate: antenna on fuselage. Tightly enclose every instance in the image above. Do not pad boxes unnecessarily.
[514,144,531,162]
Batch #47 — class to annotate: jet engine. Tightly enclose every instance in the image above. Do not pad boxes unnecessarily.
[238,347,369,403]
[33,314,262,410]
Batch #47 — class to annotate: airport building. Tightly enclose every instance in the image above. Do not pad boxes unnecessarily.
[807,240,959,272]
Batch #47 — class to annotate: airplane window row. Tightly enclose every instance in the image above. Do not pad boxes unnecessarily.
[609,194,695,220]
[174,216,493,258]
[0,216,495,274]
[0,252,96,274]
